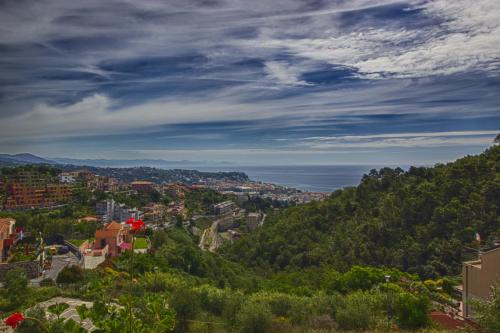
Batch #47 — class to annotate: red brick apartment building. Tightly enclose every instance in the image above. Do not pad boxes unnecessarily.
[1,171,73,210]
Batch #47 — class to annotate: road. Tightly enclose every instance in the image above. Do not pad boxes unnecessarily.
[31,253,79,284]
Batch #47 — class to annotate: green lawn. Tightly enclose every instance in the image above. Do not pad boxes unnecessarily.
[68,239,89,247]
[134,237,148,249]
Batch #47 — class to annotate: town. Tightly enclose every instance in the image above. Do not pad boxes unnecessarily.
[0,164,328,272]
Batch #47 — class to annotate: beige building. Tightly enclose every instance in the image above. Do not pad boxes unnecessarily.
[462,246,500,318]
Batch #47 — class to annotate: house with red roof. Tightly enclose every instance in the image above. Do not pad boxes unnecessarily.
[94,221,132,257]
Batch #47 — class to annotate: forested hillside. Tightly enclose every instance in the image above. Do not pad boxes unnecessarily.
[222,145,500,278]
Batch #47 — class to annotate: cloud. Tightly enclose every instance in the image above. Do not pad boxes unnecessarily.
[264,61,310,86]
[0,0,499,164]
[250,0,500,78]
[292,130,499,149]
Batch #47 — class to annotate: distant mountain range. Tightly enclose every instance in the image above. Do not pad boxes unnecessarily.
[0,153,57,165]
[0,153,232,168]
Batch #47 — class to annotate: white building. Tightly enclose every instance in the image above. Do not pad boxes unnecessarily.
[58,172,76,183]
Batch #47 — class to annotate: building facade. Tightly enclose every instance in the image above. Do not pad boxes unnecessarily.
[3,182,72,210]
[0,218,17,262]
[131,180,155,193]
[462,245,500,318]
[212,201,236,216]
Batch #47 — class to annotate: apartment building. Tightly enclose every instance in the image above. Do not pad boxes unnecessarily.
[212,201,236,216]
[3,182,72,210]
[131,180,155,193]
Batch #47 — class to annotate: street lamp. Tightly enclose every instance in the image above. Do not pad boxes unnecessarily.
[384,275,393,331]
[153,266,159,292]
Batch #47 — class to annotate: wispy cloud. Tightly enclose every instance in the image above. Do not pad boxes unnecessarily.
[291,130,499,149]
[0,0,499,164]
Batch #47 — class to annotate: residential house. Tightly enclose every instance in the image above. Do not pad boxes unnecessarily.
[94,221,132,257]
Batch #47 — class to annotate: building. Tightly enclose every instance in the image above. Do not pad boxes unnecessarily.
[58,172,76,183]
[246,212,262,231]
[212,201,236,216]
[217,215,237,232]
[143,203,168,224]
[0,218,17,262]
[96,199,116,222]
[116,204,142,222]
[95,199,142,223]
[94,221,132,257]
[161,183,190,199]
[131,180,155,193]
[462,244,500,318]
[3,182,73,210]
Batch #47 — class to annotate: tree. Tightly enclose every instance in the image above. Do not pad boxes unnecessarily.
[169,288,200,332]
[3,268,29,307]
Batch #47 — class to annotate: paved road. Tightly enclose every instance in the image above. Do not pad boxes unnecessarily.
[32,253,79,284]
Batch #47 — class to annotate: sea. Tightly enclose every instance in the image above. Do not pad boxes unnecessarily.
[191,165,390,192]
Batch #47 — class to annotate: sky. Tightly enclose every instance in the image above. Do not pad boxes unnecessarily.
[0,0,499,165]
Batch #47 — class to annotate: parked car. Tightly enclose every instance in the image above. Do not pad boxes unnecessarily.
[58,245,69,254]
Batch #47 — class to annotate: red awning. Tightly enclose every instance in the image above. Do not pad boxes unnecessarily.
[3,238,14,246]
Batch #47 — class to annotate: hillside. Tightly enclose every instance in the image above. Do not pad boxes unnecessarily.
[222,145,500,278]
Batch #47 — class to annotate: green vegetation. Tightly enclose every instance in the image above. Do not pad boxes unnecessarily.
[223,145,500,279]
[68,239,88,247]
[133,237,148,249]
[184,189,235,216]
[2,144,498,332]
[0,208,98,239]
[56,265,84,284]
[472,284,500,333]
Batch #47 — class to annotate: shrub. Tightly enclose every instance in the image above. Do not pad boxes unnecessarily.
[237,300,273,333]
[56,265,84,284]
[394,292,430,329]
[335,290,383,331]
[39,277,55,287]
[310,314,337,330]
[472,284,500,333]
[17,306,48,333]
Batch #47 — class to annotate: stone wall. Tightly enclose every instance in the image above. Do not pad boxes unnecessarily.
[0,260,41,280]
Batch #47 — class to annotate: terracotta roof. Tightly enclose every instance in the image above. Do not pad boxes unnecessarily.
[95,221,127,238]
[429,312,467,330]
[105,221,123,230]
[0,218,15,232]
